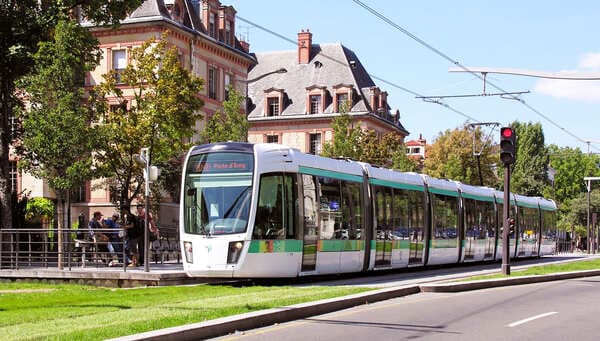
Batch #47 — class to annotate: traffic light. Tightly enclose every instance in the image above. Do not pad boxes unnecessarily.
[500,127,516,165]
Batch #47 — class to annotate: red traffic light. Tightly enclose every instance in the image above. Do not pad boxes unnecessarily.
[501,127,514,138]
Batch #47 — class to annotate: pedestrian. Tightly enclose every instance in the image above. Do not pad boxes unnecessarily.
[103,213,130,266]
[88,211,114,263]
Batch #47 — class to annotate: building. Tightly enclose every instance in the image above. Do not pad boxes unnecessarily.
[405,134,428,170]
[246,29,408,154]
[15,0,255,226]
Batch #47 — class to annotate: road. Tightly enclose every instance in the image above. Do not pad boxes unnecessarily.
[214,275,600,341]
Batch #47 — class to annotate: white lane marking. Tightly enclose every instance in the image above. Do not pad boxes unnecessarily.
[507,312,558,328]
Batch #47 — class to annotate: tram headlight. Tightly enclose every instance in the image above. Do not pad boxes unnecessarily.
[183,241,193,264]
[227,241,244,264]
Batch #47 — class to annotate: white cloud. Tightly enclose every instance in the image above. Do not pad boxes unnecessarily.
[533,52,600,102]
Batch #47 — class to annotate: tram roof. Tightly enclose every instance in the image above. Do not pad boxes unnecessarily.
[514,194,540,209]
[421,175,459,197]
[366,166,425,192]
[454,182,495,202]
[538,198,558,211]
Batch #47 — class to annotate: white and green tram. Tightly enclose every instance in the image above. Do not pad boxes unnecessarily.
[180,142,557,278]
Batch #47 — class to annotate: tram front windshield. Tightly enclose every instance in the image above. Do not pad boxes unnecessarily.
[183,152,253,235]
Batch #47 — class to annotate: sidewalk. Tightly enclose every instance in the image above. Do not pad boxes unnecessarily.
[110,254,600,341]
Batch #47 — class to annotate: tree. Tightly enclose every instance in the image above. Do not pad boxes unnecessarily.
[201,86,247,143]
[510,121,549,197]
[557,190,600,236]
[547,144,600,205]
[321,113,364,160]
[0,0,142,229]
[93,33,204,211]
[423,125,498,187]
[17,20,101,267]
[362,131,418,171]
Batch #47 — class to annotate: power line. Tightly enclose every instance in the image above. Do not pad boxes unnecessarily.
[351,0,600,153]
[236,15,480,123]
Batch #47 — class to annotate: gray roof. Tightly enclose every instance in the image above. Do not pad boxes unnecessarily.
[247,43,408,135]
[87,0,254,63]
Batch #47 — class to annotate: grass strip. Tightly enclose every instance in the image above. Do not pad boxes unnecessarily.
[0,282,371,340]
[458,258,600,282]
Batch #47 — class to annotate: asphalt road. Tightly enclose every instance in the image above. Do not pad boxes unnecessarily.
[214,275,600,341]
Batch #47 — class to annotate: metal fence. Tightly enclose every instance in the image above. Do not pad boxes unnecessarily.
[0,225,181,271]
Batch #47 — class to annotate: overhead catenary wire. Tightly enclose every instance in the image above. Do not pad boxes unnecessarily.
[236,15,480,123]
[351,0,600,153]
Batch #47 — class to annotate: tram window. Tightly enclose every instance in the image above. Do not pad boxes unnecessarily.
[302,175,319,239]
[431,194,458,240]
[254,173,297,240]
[316,176,362,240]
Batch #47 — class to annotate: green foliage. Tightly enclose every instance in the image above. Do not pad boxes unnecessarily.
[201,86,248,142]
[321,113,363,160]
[24,197,54,222]
[0,0,142,229]
[321,113,415,170]
[18,20,99,194]
[0,283,369,340]
[423,125,498,186]
[510,121,550,196]
[557,190,600,234]
[547,144,600,204]
[93,33,204,209]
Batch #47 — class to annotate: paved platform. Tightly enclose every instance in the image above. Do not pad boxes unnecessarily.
[0,263,204,287]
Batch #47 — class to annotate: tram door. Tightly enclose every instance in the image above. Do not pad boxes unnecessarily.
[301,175,318,272]
[374,187,392,267]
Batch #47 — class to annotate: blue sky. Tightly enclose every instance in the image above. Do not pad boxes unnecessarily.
[228,0,600,152]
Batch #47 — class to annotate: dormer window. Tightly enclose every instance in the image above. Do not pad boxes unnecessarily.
[309,95,321,114]
[333,84,354,113]
[267,97,279,116]
[305,85,327,114]
[264,88,285,117]
[209,13,217,38]
[225,20,232,45]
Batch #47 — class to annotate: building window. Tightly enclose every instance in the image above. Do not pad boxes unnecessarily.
[336,93,349,113]
[208,67,217,100]
[209,13,217,38]
[9,161,17,194]
[267,135,279,143]
[309,95,321,114]
[267,97,280,116]
[71,184,86,203]
[225,20,232,45]
[112,49,127,83]
[309,133,322,155]
[224,74,231,100]
[9,113,17,140]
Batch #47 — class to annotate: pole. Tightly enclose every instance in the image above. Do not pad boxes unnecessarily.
[140,147,150,273]
[587,179,591,254]
[502,165,511,275]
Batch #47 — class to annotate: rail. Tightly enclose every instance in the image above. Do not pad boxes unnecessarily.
[0,225,181,271]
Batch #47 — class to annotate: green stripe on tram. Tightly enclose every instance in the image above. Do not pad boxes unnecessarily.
[461,192,495,202]
[248,240,303,253]
[318,239,365,252]
[428,187,459,197]
[369,178,424,191]
[298,166,363,183]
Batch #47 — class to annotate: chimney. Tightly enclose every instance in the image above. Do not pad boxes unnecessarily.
[239,40,250,53]
[297,29,312,64]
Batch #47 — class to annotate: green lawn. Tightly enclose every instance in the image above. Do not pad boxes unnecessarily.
[460,258,600,281]
[0,282,371,340]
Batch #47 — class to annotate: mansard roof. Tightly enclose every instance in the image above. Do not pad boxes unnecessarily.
[247,43,408,135]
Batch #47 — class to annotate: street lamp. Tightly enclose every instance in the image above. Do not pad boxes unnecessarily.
[584,177,600,253]
[240,67,287,114]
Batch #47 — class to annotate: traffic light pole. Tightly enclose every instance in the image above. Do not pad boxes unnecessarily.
[502,164,511,275]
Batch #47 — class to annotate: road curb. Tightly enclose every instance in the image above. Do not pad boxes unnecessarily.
[110,269,600,340]
[108,285,420,341]
[420,269,600,292]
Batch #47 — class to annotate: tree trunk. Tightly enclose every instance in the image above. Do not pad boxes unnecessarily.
[0,78,14,230]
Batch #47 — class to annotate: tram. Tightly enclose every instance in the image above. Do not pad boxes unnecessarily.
[180,142,557,278]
